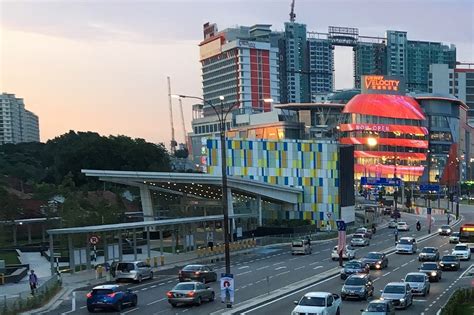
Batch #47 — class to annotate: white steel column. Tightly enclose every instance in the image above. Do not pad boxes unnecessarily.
[257,195,263,226]
[139,185,154,222]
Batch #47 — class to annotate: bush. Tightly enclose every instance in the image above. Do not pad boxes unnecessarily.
[440,287,474,315]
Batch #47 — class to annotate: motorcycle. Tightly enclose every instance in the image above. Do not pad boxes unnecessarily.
[416,223,421,231]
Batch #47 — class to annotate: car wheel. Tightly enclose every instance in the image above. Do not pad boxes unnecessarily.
[170,302,177,307]
[423,288,427,296]
[87,306,95,313]
[131,296,138,307]
[209,292,215,302]
[336,307,341,315]
[115,301,123,311]
[149,272,153,280]
[195,297,202,306]
[137,275,142,283]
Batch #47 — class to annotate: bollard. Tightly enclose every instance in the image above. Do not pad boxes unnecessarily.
[98,265,103,278]
[146,258,150,266]
[0,273,3,285]
[160,255,165,266]
[153,256,158,268]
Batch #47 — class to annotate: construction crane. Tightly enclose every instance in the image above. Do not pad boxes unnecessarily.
[167,76,177,153]
[289,0,296,22]
[178,98,188,151]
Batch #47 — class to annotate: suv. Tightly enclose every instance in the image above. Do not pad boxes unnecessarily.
[341,274,374,300]
[380,282,413,309]
[115,261,153,283]
[439,255,461,271]
[396,237,417,254]
[403,272,430,296]
[452,244,472,260]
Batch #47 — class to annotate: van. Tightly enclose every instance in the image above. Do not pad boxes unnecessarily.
[291,239,312,255]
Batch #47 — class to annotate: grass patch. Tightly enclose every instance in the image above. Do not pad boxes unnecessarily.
[453,302,474,315]
[0,251,20,264]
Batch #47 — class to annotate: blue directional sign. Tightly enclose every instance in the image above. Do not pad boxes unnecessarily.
[420,184,440,193]
[336,220,346,231]
[427,207,432,215]
[360,177,401,187]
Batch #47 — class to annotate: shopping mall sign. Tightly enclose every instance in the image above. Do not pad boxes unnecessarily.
[362,75,405,95]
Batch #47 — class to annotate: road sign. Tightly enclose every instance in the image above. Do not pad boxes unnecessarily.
[326,212,332,219]
[361,177,401,187]
[220,273,234,305]
[420,184,440,193]
[89,235,100,245]
[336,220,346,232]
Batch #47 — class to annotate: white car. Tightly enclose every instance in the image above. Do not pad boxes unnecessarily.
[451,244,472,260]
[331,245,356,260]
[388,219,398,228]
[397,222,410,231]
[449,232,460,243]
[396,237,417,254]
[351,234,370,247]
[292,292,341,315]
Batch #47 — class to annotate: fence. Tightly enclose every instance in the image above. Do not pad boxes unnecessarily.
[0,274,61,314]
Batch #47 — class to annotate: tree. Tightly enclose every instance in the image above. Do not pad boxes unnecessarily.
[174,148,189,159]
[0,187,24,221]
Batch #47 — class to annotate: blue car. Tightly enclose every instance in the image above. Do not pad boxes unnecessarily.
[86,284,137,312]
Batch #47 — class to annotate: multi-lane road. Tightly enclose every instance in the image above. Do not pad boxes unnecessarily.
[44,206,473,315]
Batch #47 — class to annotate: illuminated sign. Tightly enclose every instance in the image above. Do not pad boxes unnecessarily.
[339,124,428,135]
[461,227,474,232]
[361,75,406,95]
[354,124,390,132]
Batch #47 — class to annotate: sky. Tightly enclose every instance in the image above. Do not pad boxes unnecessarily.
[0,0,473,147]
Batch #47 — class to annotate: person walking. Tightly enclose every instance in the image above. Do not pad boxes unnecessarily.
[29,270,38,295]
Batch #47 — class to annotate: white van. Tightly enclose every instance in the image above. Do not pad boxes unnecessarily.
[291,239,312,255]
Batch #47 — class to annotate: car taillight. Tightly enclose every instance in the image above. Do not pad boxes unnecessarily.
[187,291,195,297]
[86,292,92,298]
[166,291,173,298]
[107,293,116,298]
[195,271,201,275]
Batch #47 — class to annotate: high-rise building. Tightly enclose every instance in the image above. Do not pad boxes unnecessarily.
[0,93,40,144]
[307,38,334,99]
[284,22,309,103]
[354,42,387,88]
[386,30,408,78]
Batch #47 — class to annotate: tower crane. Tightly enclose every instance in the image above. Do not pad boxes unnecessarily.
[167,76,177,153]
[289,0,296,22]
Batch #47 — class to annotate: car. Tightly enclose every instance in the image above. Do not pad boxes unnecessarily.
[291,239,312,255]
[356,227,373,239]
[178,264,217,283]
[439,255,461,271]
[380,282,413,309]
[340,260,370,280]
[361,252,388,269]
[292,292,341,315]
[449,232,460,243]
[438,225,452,235]
[167,281,215,307]
[418,247,439,261]
[451,244,472,260]
[403,272,430,296]
[115,261,153,283]
[396,237,417,254]
[383,208,393,215]
[391,211,401,219]
[331,245,356,261]
[86,284,137,312]
[341,274,374,300]
[388,219,398,229]
[396,221,409,231]
[351,234,370,247]
[418,262,442,282]
[360,299,396,315]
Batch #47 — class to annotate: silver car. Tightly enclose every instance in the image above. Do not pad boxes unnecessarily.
[380,282,413,309]
[167,282,215,307]
[351,234,369,247]
[403,272,430,296]
[115,261,153,283]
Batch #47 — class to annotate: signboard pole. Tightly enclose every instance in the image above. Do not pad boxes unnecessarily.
[427,207,432,234]
[336,220,346,267]
[221,273,234,308]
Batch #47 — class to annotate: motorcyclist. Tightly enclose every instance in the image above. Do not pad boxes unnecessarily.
[416,220,421,231]
[371,223,376,234]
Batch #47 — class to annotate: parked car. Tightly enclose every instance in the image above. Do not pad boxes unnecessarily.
[438,225,452,236]
[396,237,417,254]
[167,282,215,307]
[439,255,461,271]
[361,252,388,269]
[291,239,312,255]
[418,247,439,261]
[331,245,356,261]
[341,274,374,300]
[292,292,341,315]
[115,261,153,283]
[340,260,370,280]
[396,222,410,231]
[388,219,398,229]
[86,285,137,312]
[356,227,373,239]
[379,282,413,309]
[449,232,460,243]
[451,244,472,260]
[403,272,430,296]
[351,234,370,247]
[360,299,395,315]
[418,262,442,282]
[178,264,217,283]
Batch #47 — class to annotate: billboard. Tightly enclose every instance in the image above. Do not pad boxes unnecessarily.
[200,37,222,61]
[361,75,405,95]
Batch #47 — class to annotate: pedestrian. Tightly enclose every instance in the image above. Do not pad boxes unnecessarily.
[29,270,38,295]
[394,229,399,243]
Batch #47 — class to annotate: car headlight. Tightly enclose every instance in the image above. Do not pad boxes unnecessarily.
[400,298,405,302]
[431,271,437,276]
[440,263,444,266]
[438,228,442,232]
[375,264,381,269]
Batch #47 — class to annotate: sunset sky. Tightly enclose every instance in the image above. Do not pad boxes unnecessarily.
[1,0,473,148]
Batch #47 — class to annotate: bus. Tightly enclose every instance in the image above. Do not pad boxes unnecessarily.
[459,223,474,252]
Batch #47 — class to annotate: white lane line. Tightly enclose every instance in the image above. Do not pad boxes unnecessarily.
[236,270,252,276]
[80,306,86,309]
[275,270,291,277]
[181,309,189,313]
[167,280,173,283]
[294,266,305,271]
[121,307,139,315]
[393,267,400,271]
[147,298,167,305]
[275,266,287,271]
[159,282,165,285]
[373,277,380,282]
[238,266,250,269]
[323,258,330,261]
[289,257,298,261]
[241,285,247,289]
[309,262,319,266]
[313,266,323,270]
[402,262,408,267]
[322,248,330,251]
[382,272,391,277]
[61,291,77,315]
[256,266,269,271]
[150,285,157,288]
[273,261,285,266]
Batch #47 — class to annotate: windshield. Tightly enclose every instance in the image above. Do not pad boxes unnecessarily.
[182,265,201,271]
[173,283,195,290]
[441,225,450,229]
[421,263,437,270]
[399,239,412,245]
[454,245,468,251]
[345,277,366,285]
[367,303,387,312]
[299,296,326,307]
[384,285,405,294]
[117,263,134,272]
[92,289,114,295]
[346,262,362,269]
[398,222,407,225]
[452,232,460,237]
[292,242,303,247]
[405,274,424,282]
[442,256,457,261]
[422,248,436,253]
[356,228,366,233]
[353,235,363,239]
[366,253,382,259]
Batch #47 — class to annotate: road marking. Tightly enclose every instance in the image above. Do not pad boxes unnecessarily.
[275,270,291,277]
[313,266,323,270]
[61,291,77,315]
[121,307,139,315]
[382,272,391,277]
[141,288,147,291]
[309,262,319,266]
[289,257,298,261]
[150,285,157,288]
[181,309,189,313]
[294,266,305,271]
[373,277,380,282]
[167,280,173,283]
[80,306,86,309]
[402,263,408,267]
[314,251,320,254]
[256,266,269,271]
[323,258,330,261]
[414,299,428,302]
[275,266,287,271]
[236,270,252,276]
[147,298,167,305]
[322,248,330,251]
[393,267,400,271]
[273,262,285,266]
[238,265,250,269]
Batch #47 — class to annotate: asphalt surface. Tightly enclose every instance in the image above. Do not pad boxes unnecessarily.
[40,208,473,315]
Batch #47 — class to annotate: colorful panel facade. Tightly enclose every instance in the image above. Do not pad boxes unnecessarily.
[206,138,340,225]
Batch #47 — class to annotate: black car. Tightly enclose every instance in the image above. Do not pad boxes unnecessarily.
[340,260,370,280]
[361,252,388,269]
[341,274,374,300]
[418,262,442,282]
[439,255,461,271]
[178,264,217,283]
[391,210,401,219]
[418,247,439,262]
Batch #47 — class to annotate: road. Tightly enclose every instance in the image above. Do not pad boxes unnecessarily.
[41,208,472,315]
